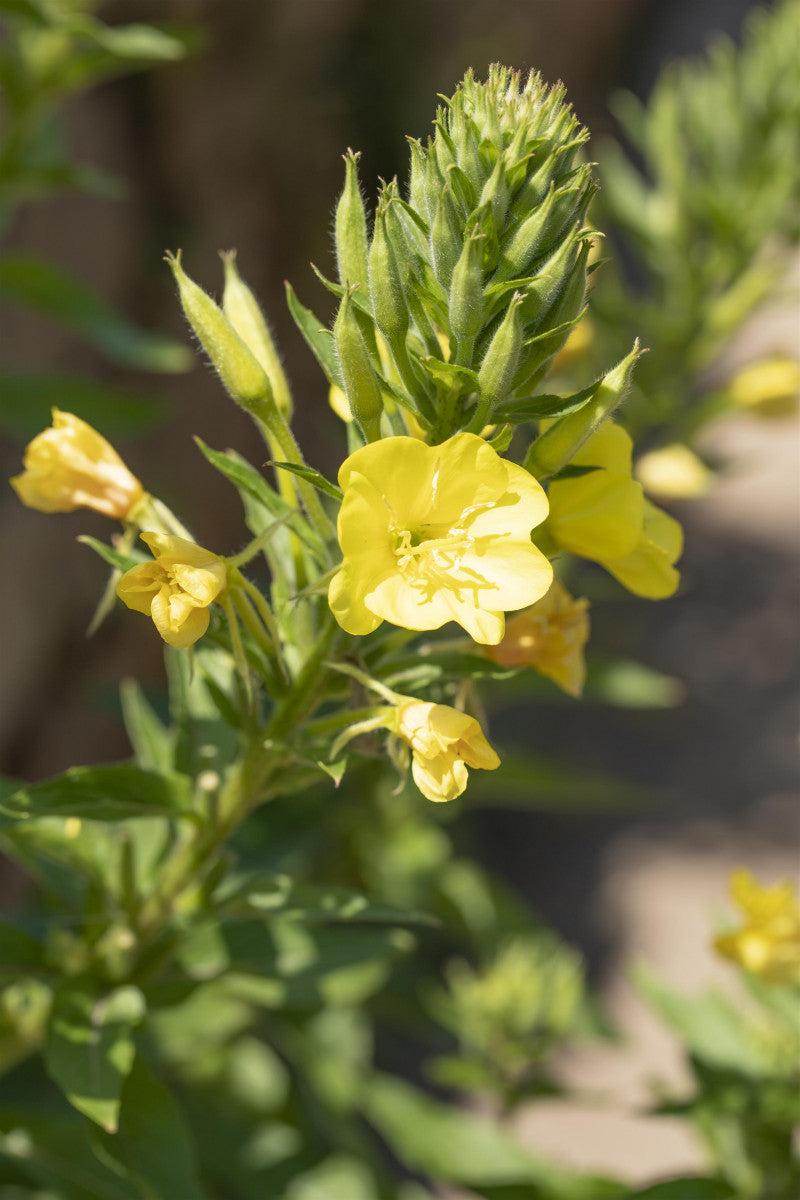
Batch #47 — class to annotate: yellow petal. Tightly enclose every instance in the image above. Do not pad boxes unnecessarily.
[547,471,644,561]
[150,586,210,648]
[116,562,166,614]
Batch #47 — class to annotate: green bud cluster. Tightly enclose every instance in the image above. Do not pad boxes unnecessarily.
[328,66,596,442]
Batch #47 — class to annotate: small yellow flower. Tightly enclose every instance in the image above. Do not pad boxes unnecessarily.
[714,869,800,986]
[727,358,800,418]
[328,433,552,644]
[545,421,682,599]
[116,532,227,648]
[10,409,144,520]
[393,699,500,803]
[635,443,711,500]
[486,580,589,697]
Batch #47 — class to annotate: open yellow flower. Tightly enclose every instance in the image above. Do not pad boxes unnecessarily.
[714,869,800,986]
[116,532,227,648]
[486,580,589,697]
[393,699,500,803]
[329,433,552,644]
[11,409,144,519]
[545,421,682,599]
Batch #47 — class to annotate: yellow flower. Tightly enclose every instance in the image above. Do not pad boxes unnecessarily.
[714,869,800,986]
[486,580,589,697]
[635,443,711,500]
[545,421,682,599]
[727,358,800,418]
[10,409,144,520]
[393,699,500,802]
[328,433,552,644]
[116,532,227,648]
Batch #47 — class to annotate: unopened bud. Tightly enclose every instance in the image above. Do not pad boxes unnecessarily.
[166,252,272,415]
[335,149,370,291]
[448,229,484,355]
[430,185,462,290]
[477,293,524,412]
[369,199,409,355]
[221,252,292,418]
[526,341,641,480]
[334,287,384,442]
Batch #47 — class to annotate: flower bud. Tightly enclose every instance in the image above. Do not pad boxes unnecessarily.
[368,197,409,356]
[430,186,462,290]
[221,252,292,418]
[478,155,510,229]
[335,149,370,292]
[526,342,641,480]
[448,229,485,354]
[11,409,144,520]
[477,293,523,412]
[166,252,271,414]
[334,287,384,442]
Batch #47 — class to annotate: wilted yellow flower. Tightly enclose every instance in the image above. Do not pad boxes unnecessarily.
[116,532,227,648]
[393,699,500,803]
[714,869,800,986]
[10,409,144,520]
[328,433,552,644]
[635,443,711,500]
[486,580,589,697]
[727,358,800,418]
[545,421,682,599]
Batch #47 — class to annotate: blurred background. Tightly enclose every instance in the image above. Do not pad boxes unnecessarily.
[1,0,797,1182]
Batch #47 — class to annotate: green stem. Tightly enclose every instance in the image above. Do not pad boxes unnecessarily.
[130,616,342,958]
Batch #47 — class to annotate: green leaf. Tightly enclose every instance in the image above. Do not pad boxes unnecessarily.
[586,659,685,709]
[1,764,195,821]
[0,372,167,440]
[220,922,415,1009]
[0,254,191,372]
[633,965,768,1075]
[75,20,186,63]
[0,917,44,973]
[363,1075,622,1195]
[194,437,324,559]
[628,1181,735,1200]
[286,1155,381,1200]
[0,1110,143,1199]
[495,380,600,423]
[271,460,343,501]
[285,282,341,386]
[44,981,145,1132]
[99,1054,210,1199]
[218,873,438,928]
[119,679,174,773]
[0,0,50,22]
[78,535,141,574]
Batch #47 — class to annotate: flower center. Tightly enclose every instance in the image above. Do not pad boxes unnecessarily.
[394,524,493,601]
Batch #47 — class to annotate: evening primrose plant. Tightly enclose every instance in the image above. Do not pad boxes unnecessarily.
[3,66,703,1198]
